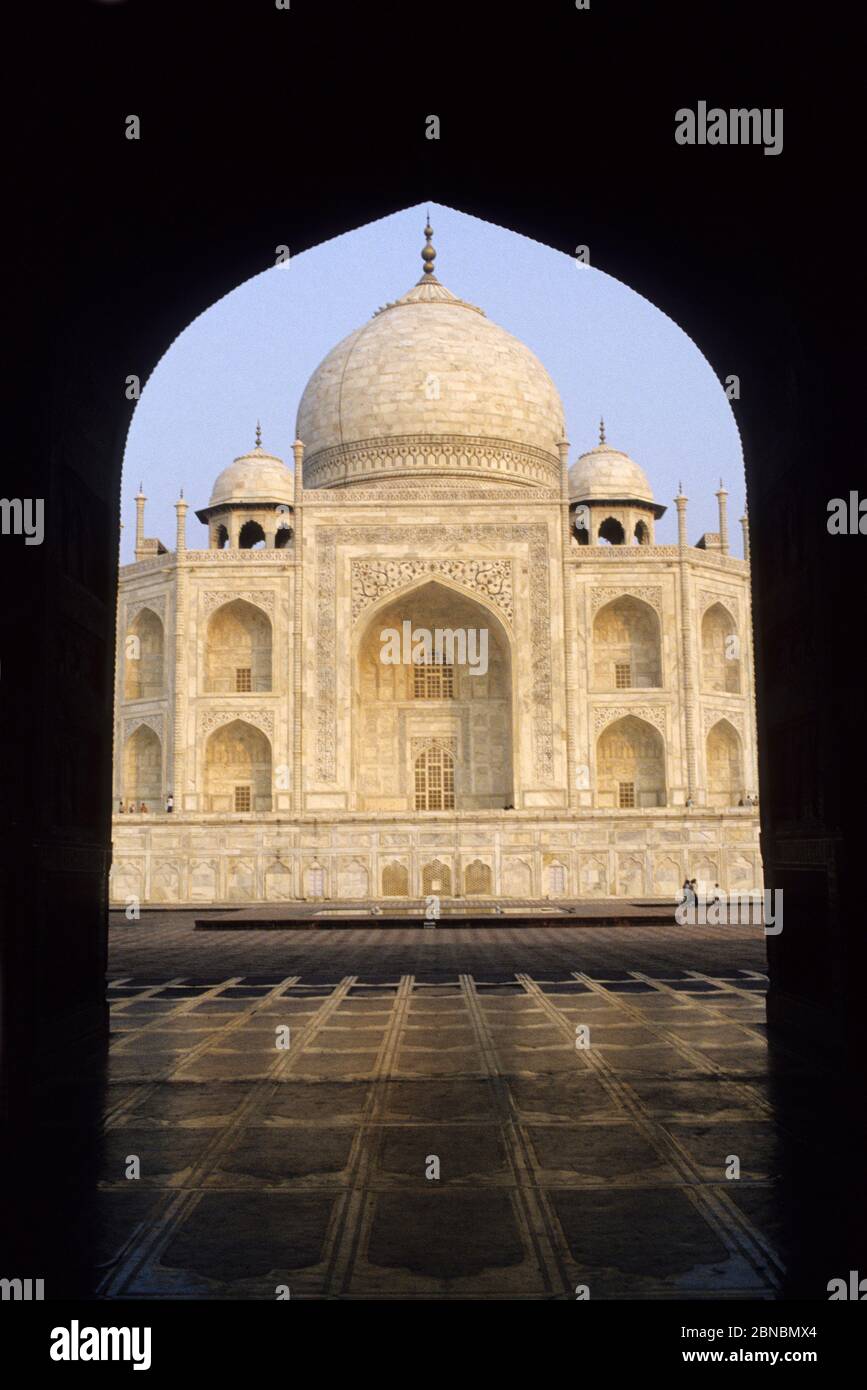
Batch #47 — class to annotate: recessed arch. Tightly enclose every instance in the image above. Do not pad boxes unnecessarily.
[596,714,666,808]
[205,598,272,693]
[337,858,369,899]
[122,723,162,807]
[381,861,409,897]
[352,577,514,812]
[544,860,568,897]
[124,607,164,700]
[421,859,452,896]
[204,717,271,812]
[701,601,741,693]
[464,858,493,896]
[592,595,662,690]
[706,718,744,806]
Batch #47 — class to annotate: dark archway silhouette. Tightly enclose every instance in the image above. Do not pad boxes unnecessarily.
[4,6,862,1303]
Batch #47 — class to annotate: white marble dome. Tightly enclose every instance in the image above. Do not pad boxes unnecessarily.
[568,441,655,504]
[208,446,293,508]
[295,272,566,474]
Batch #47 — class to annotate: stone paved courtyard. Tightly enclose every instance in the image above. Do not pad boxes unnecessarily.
[16,913,860,1301]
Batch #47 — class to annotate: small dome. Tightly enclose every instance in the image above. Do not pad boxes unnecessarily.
[208,446,293,508]
[568,442,655,505]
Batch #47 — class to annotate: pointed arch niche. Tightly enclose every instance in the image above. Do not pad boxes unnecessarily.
[124,607,164,699]
[205,598,272,693]
[352,578,514,811]
[701,602,741,693]
[592,595,662,690]
[204,718,272,812]
[706,718,744,807]
[596,714,666,808]
[122,724,162,805]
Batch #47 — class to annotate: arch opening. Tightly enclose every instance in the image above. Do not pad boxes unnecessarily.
[706,718,744,807]
[702,602,741,693]
[598,516,626,546]
[596,714,666,809]
[592,595,662,690]
[353,579,514,812]
[124,607,164,700]
[204,718,272,812]
[122,724,162,807]
[238,519,266,549]
[205,598,272,693]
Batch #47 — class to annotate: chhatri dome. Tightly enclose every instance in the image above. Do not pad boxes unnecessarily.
[295,219,567,490]
[568,418,660,510]
[206,424,294,508]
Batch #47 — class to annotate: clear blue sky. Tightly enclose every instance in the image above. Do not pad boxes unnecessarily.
[121,202,745,562]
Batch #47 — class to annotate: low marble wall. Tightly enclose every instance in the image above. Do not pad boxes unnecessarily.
[109,810,763,906]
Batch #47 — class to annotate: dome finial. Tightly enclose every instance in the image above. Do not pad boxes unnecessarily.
[255,420,262,449]
[420,215,436,278]
[599,416,606,445]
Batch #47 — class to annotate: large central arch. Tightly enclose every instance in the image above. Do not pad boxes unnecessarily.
[352,578,514,811]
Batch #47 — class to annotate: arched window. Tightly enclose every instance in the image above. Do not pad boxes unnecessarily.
[275,524,293,549]
[306,864,325,898]
[382,861,409,896]
[414,744,455,810]
[598,516,626,545]
[465,859,492,895]
[238,519,266,549]
[213,523,229,550]
[545,861,567,896]
[422,860,452,895]
[634,519,650,545]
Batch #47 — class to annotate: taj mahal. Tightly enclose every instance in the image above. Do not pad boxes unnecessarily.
[110,223,761,907]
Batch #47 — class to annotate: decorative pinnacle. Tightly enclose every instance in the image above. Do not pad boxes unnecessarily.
[255,421,262,449]
[421,216,436,277]
[599,417,606,445]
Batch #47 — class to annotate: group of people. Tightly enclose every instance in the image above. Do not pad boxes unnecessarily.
[679,877,723,906]
[117,795,174,814]
[684,795,758,809]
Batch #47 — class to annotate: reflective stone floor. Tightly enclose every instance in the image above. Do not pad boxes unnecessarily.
[8,916,864,1300]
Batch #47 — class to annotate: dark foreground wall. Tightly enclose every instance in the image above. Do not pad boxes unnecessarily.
[1,1,863,1127]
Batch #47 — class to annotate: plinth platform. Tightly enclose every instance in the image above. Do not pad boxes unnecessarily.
[194,899,679,930]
